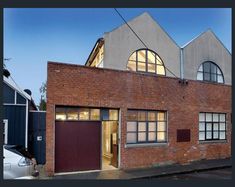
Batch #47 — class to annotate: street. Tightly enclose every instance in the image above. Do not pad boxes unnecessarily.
[147,167,232,180]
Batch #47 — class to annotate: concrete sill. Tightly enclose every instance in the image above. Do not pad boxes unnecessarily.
[125,143,168,148]
[199,140,227,144]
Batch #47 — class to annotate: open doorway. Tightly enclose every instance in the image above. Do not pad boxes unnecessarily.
[102,121,118,170]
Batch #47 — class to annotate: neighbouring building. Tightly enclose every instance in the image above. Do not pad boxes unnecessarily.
[3,74,46,164]
[46,12,231,175]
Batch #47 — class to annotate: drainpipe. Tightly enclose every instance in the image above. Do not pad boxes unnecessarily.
[180,48,184,79]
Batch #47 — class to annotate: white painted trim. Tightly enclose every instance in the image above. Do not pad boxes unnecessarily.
[3,103,26,106]
[180,48,184,79]
[14,91,17,104]
[3,76,31,100]
[25,99,28,148]
[3,119,8,144]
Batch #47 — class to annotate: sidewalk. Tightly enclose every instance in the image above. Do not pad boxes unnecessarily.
[44,158,232,179]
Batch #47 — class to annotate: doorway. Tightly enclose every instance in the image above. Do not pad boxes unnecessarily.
[102,121,118,170]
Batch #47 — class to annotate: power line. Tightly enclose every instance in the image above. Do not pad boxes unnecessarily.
[114,8,179,79]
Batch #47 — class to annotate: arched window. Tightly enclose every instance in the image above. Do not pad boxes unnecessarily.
[197,61,224,83]
[127,49,166,75]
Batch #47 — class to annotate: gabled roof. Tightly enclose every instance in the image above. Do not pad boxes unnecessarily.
[106,12,180,48]
[3,76,31,100]
[85,38,104,66]
[181,29,231,55]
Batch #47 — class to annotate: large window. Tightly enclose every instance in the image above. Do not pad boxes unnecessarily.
[127,49,166,75]
[199,112,226,141]
[55,107,118,121]
[197,61,224,83]
[126,110,167,144]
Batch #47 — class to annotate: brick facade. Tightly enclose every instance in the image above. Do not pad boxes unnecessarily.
[46,62,231,176]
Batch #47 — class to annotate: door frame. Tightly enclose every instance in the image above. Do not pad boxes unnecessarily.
[100,109,121,170]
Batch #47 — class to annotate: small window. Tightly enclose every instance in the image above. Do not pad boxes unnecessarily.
[90,109,100,120]
[56,107,67,120]
[79,108,90,120]
[67,108,78,120]
[197,61,224,84]
[109,110,118,121]
[127,49,166,75]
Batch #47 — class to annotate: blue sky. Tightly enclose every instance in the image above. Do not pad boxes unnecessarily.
[4,8,231,106]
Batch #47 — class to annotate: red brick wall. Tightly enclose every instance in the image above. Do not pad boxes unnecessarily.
[46,62,231,175]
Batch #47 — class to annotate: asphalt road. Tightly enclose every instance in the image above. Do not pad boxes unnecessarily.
[149,167,232,180]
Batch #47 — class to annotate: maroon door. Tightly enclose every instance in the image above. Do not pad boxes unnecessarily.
[55,121,101,173]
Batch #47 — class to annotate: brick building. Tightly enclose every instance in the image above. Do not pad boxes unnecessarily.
[46,12,231,175]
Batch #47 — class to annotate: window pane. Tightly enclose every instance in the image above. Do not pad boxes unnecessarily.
[148,112,156,121]
[109,109,118,120]
[127,60,136,71]
[198,64,203,71]
[156,56,162,65]
[138,132,146,142]
[213,131,219,139]
[211,73,217,82]
[127,122,137,132]
[157,132,166,141]
[204,72,210,81]
[147,51,155,64]
[220,114,226,122]
[206,113,212,121]
[127,133,136,143]
[197,72,203,80]
[158,122,166,131]
[138,122,146,131]
[213,113,219,122]
[199,122,205,131]
[219,132,226,139]
[79,108,89,120]
[211,64,217,74]
[148,132,156,141]
[129,52,136,61]
[56,108,66,120]
[199,132,205,140]
[220,123,226,130]
[206,123,212,131]
[56,113,66,120]
[137,50,146,63]
[158,112,165,121]
[138,111,146,121]
[203,62,210,73]
[199,113,205,121]
[148,63,155,73]
[148,122,156,131]
[67,108,78,120]
[137,62,146,72]
[206,131,212,139]
[217,68,222,75]
[213,123,219,131]
[127,110,138,121]
[217,75,223,83]
[90,109,100,120]
[157,65,165,75]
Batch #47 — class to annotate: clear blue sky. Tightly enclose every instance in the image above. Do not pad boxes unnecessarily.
[4,8,231,106]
